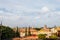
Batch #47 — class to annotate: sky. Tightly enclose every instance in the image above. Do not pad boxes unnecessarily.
[0,0,60,27]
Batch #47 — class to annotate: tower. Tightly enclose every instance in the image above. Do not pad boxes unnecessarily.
[0,21,2,26]
[44,25,47,29]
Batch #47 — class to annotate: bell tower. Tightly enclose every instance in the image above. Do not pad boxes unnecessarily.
[44,25,47,29]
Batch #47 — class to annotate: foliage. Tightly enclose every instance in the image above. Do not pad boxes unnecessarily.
[0,25,16,39]
[28,27,31,36]
[49,35,57,39]
[34,28,41,31]
[25,27,27,36]
[15,27,20,37]
[38,34,46,39]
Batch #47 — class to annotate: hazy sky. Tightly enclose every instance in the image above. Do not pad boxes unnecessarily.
[0,0,60,27]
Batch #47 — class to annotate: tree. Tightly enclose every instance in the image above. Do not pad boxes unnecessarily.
[28,27,31,36]
[38,34,46,39]
[34,28,41,31]
[15,27,20,37]
[25,27,27,36]
[49,35,57,39]
[0,25,16,40]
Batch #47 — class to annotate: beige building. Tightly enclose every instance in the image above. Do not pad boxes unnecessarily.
[51,28,57,33]
[51,26,60,34]
[13,26,60,38]
[38,25,52,38]
[13,27,38,37]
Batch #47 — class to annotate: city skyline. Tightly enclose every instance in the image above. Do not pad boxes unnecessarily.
[0,0,60,27]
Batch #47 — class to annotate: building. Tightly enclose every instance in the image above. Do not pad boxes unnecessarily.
[51,28,57,33]
[13,27,38,37]
[19,27,38,37]
[12,36,38,40]
[38,25,51,38]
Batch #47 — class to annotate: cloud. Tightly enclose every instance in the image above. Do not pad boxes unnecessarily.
[55,0,60,2]
[0,10,20,21]
[34,16,40,19]
[4,15,20,21]
[0,10,4,13]
[0,0,60,27]
[0,16,3,19]
[41,6,50,13]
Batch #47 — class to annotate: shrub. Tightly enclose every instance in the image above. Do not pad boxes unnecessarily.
[38,34,46,39]
[49,35,57,40]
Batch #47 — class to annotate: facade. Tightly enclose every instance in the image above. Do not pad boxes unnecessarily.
[56,27,60,37]
[19,27,38,36]
[38,25,52,38]
[13,26,60,38]
[13,27,38,37]
[51,28,57,33]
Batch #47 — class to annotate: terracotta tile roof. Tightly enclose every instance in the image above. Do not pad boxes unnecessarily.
[12,36,38,40]
[26,36,38,39]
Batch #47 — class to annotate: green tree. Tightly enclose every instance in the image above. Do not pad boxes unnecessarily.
[49,35,57,39]
[15,27,20,37]
[0,25,16,40]
[28,27,31,36]
[25,27,27,36]
[34,28,41,31]
[38,34,46,39]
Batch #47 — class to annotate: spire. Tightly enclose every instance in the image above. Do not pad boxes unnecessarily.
[44,25,47,29]
[1,21,2,26]
[0,21,2,26]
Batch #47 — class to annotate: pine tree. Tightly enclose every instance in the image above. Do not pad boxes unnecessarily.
[28,27,31,36]
[25,27,27,36]
[15,27,20,37]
